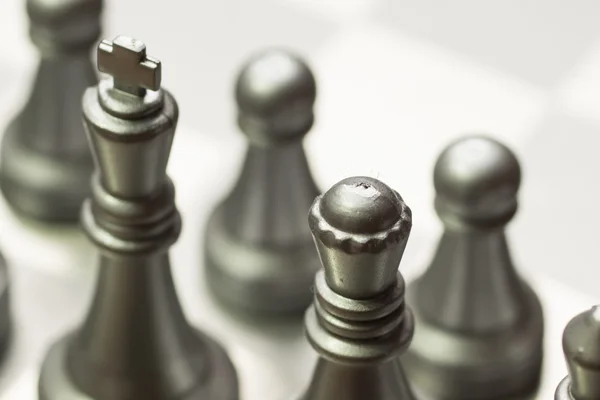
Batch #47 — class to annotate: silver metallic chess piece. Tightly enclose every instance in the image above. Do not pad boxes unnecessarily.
[555,305,600,400]
[0,0,102,223]
[38,36,238,400]
[299,176,417,400]
[403,135,544,400]
[0,252,10,361]
[204,49,320,316]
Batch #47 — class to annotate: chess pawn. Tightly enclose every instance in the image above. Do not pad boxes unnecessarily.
[555,305,600,400]
[403,136,544,399]
[204,49,320,316]
[38,36,238,400]
[0,0,101,223]
[299,176,417,400]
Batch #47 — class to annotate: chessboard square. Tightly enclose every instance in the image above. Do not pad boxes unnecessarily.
[280,0,383,23]
[556,38,600,125]
[515,112,600,298]
[374,0,600,88]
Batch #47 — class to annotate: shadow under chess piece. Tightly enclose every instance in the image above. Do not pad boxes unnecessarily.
[204,49,320,316]
[555,305,600,400]
[403,136,544,400]
[299,176,417,400]
[0,0,101,223]
[38,36,238,400]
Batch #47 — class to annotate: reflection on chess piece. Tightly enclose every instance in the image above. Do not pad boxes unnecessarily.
[555,305,600,400]
[204,49,320,316]
[403,135,544,399]
[299,176,417,400]
[0,0,102,223]
[38,36,238,400]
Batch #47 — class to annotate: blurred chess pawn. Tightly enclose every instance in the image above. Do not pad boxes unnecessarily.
[0,252,10,362]
[555,305,600,400]
[204,49,320,316]
[403,135,544,399]
[299,176,417,400]
[0,0,101,223]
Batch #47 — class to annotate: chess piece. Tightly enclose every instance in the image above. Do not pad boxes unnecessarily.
[0,0,101,223]
[299,176,417,400]
[403,135,544,399]
[0,252,10,360]
[38,36,238,400]
[204,49,320,316]
[555,305,600,400]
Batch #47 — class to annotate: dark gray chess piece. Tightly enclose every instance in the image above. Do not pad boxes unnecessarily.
[0,0,101,223]
[0,253,10,361]
[555,305,600,400]
[403,135,544,400]
[204,49,320,316]
[38,36,238,400]
[299,176,417,400]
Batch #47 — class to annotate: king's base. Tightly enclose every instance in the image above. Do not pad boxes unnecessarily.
[204,205,318,317]
[0,120,92,224]
[38,331,239,400]
[403,282,544,400]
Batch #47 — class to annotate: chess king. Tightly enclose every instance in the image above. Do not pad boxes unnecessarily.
[38,36,238,400]
[0,0,101,223]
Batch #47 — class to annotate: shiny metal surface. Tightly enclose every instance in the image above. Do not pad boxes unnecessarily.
[204,49,320,316]
[0,2,597,399]
[300,176,416,400]
[0,125,592,400]
[37,36,238,400]
[554,305,600,400]
[0,252,10,367]
[0,0,101,223]
[404,136,544,400]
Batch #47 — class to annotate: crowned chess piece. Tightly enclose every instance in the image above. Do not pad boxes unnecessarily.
[0,0,102,223]
[38,36,238,400]
[204,49,320,316]
[299,176,417,400]
[403,135,544,400]
[555,305,600,400]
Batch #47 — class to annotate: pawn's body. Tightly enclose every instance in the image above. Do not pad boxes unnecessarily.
[403,136,544,400]
[555,305,600,400]
[0,0,101,223]
[299,176,417,400]
[204,49,320,316]
[38,36,238,400]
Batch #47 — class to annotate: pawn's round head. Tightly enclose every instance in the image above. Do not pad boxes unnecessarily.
[235,49,316,144]
[562,305,600,398]
[309,177,412,299]
[320,177,404,235]
[434,135,520,223]
[27,0,102,51]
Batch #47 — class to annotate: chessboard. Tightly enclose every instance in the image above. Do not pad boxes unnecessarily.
[0,0,598,399]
